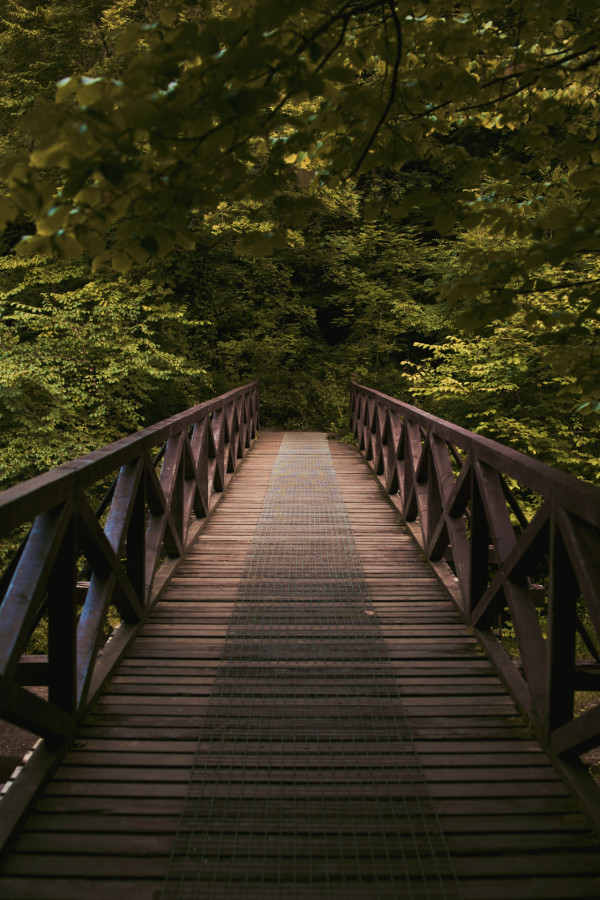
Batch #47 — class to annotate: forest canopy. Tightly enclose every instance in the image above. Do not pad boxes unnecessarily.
[1,0,600,486]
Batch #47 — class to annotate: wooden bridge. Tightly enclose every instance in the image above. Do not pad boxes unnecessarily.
[1,381,600,898]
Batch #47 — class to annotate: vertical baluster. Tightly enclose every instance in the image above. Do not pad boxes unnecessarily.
[242,394,251,448]
[47,510,77,717]
[426,443,443,553]
[468,461,490,626]
[234,397,243,461]
[225,402,236,474]
[127,469,146,605]
[547,506,577,741]
[209,409,225,493]
[385,410,402,495]
[374,404,385,475]
[252,383,260,437]
[191,418,209,518]
[351,386,360,440]
[402,422,419,521]
[172,451,185,551]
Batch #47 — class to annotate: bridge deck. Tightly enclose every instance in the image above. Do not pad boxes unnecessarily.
[1,433,600,899]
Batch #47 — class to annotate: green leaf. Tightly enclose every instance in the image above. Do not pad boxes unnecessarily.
[308,42,322,63]
[115,26,143,55]
[56,77,77,102]
[0,198,18,229]
[76,78,104,106]
[53,232,83,259]
[31,142,70,169]
[159,6,178,25]
[433,210,455,235]
[322,66,356,85]
[111,253,133,273]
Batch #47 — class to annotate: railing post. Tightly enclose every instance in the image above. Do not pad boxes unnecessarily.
[127,470,146,605]
[385,410,401,495]
[47,507,77,718]
[546,501,577,743]
[426,442,442,553]
[209,408,225,492]
[467,459,489,626]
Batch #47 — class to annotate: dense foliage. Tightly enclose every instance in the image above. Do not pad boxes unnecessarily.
[1,1,600,487]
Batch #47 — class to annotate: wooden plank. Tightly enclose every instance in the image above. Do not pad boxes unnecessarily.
[24,813,183,833]
[0,856,167,878]
[460,878,600,900]
[0,879,161,900]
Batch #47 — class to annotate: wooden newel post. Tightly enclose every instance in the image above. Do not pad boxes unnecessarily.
[127,472,146,606]
[47,507,77,718]
[468,461,489,627]
[546,504,577,744]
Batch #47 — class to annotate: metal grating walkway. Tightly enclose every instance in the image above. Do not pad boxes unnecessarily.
[161,433,460,899]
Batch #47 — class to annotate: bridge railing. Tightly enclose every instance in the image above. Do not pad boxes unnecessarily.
[0,381,259,749]
[352,381,600,763]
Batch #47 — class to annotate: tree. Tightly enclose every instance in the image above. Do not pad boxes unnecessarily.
[2,0,599,397]
[403,289,600,484]
[0,252,207,488]
[0,1,210,487]
[1,0,600,485]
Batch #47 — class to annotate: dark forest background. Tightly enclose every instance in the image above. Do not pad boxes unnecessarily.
[2,0,600,489]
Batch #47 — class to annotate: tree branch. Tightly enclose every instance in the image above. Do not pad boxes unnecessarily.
[349,0,402,176]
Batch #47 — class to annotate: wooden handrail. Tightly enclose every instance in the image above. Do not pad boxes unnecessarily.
[0,380,259,835]
[351,381,600,763]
